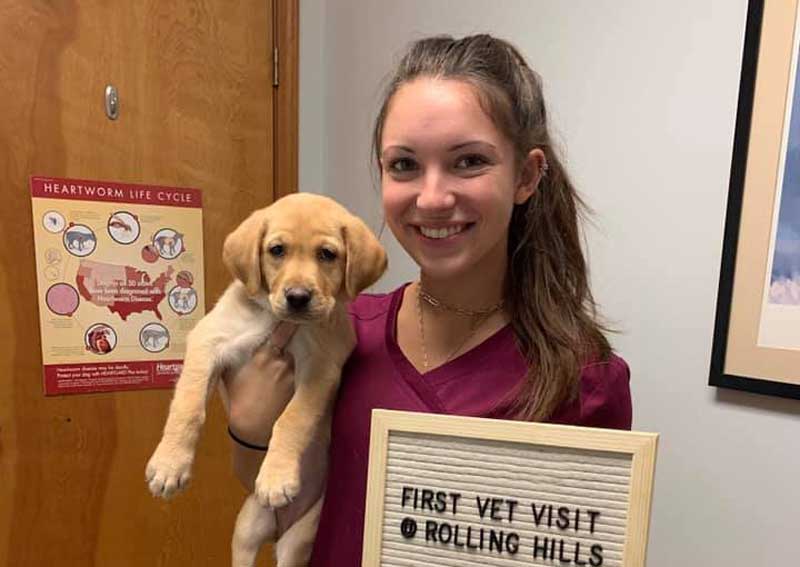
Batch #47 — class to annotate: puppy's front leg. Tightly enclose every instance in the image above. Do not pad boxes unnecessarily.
[146,333,219,498]
[254,363,340,508]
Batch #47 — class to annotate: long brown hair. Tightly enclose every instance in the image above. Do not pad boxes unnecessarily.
[372,34,612,421]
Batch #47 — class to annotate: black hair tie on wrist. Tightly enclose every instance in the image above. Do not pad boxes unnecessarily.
[227,425,268,451]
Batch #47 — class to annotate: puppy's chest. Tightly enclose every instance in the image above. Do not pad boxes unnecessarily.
[286,331,315,364]
[285,321,354,371]
[220,312,274,366]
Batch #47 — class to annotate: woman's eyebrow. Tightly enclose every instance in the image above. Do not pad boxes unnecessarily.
[447,140,497,151]
[381,145,415,155]
[383,141,497,155]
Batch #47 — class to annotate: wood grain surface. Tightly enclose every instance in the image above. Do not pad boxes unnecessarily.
[0,1,295,565]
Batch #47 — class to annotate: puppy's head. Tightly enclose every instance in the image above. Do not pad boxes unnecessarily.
[223,194,387,322]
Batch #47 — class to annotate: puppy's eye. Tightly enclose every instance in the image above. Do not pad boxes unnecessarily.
[317,247,337,262]
[268,244,285,258]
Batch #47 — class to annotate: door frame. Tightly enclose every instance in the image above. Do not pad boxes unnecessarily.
[274,0,299,199]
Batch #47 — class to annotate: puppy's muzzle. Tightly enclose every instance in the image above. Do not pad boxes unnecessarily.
[285,287,313,312]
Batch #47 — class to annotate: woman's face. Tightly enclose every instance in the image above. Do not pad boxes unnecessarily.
[380,78,537,283]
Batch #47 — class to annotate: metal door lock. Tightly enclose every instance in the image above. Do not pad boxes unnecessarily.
[104,85,119,120]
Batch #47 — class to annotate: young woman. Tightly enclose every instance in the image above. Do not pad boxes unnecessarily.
[225,34,632,566]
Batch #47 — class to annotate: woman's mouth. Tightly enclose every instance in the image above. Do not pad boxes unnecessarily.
[417,224,472,239]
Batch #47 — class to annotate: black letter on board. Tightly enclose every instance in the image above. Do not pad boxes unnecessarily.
[425,520,437,542]
[590,544,604,566]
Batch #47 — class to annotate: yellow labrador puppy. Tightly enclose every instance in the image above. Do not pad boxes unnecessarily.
[146,193,387,566]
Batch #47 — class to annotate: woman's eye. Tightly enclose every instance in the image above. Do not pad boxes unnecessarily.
[268,244,285,258]
[455,154,489,169]
[318,248,337,262]
[387,158,418,174]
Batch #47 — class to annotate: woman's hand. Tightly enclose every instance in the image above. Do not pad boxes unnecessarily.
[223,345,294,457]
[219,328,328,537]
[220,340,296,488]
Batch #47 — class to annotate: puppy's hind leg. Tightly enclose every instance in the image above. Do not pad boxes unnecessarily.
[275,496,323,567]
[232,494,278,567]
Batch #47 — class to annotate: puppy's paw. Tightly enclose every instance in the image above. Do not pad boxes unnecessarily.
[254,453,301,509]
[145,441,194,499]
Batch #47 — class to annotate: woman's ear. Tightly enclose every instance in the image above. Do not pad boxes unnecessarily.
[342,216,388,299]
[514,148,547,205]
[222,208,269,296]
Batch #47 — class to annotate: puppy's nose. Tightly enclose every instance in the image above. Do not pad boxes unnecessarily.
[285,287,312,311]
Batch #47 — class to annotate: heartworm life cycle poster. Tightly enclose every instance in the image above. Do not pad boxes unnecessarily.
[30,176,205,395]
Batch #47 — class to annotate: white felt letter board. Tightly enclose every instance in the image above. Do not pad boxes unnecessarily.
[363,410,658,567]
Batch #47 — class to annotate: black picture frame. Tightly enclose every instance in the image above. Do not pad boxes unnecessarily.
[709,0,800,400]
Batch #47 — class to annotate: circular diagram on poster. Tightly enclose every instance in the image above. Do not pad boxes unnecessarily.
[107,211,141,245]
[46,283,80,316]
[141,244,159,263]
[44,248,63,281]
[84,323,117,355]
[152,228,185,260]
[176,270,194,288]
[63,224,97,257]
[139,322,170,353]
[43,211,66,233]
[45,248,63,266]
[168,285,197,315]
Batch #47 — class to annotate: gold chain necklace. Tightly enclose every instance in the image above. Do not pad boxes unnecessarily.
[415,283,504,372]
[418,287,504,316]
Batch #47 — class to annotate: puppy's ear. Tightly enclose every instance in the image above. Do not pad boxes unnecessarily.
[342,216,388,299]
[222,209,269,296]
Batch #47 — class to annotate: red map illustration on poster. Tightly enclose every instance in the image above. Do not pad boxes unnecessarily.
[76,261,174,321]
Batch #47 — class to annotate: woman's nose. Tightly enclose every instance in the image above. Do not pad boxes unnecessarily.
[416,170,455,211]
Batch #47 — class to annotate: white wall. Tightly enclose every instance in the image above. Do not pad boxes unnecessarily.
[299,1,800,564]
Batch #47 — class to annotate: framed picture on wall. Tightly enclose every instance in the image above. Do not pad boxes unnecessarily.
[710,0,800,399]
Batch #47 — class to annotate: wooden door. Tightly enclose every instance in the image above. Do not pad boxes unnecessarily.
[0,1,296,565]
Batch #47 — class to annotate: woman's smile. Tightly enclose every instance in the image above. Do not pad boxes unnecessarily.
[412,222,477,248]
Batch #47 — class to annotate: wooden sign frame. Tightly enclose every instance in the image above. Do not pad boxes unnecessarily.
[363,410,658,567]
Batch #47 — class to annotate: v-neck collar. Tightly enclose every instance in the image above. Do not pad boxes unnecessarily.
[385,282,514,412]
